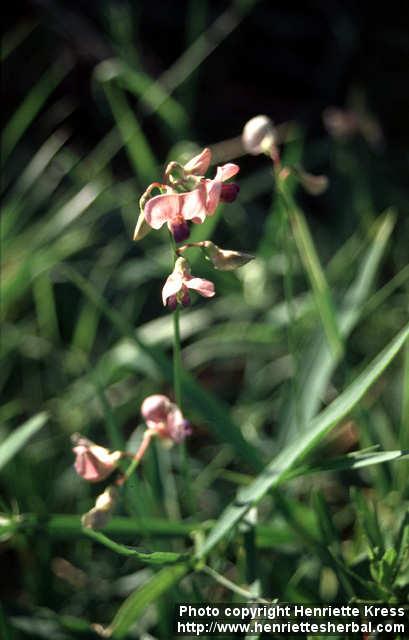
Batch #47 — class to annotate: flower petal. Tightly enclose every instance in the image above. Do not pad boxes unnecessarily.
[73,443,121,482]
[141,394,172,426]
[166,406,191,443]
[184,147,211,175]
[144,193,180,229]
[179,187,208,223]
[203,178,222,215]
[162,272,183,306]
[218,163,240,181]
[186,276,215,298]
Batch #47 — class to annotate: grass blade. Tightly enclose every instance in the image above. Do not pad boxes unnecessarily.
[0,412,48,471]
[2,57,72,165]
[96,71,157,185]
[109,563,190,638]
[280,210,396,440]
[279,183,343,358]
[199,322,409,557]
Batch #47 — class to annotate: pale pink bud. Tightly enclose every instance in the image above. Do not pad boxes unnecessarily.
[72,434,122,483]
[242,115,276,155]
[141,394,191,445]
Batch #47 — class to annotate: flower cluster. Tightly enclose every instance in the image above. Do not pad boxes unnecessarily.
[134,147,256,311]
[72,395,189,528]
[134,147,240,243]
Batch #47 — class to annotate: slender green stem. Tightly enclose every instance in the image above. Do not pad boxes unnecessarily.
[201,565,271,603]
[173,307,183,409]
[169,232,192,508]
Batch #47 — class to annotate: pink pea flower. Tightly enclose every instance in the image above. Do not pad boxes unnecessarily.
[143,152,240,242]
[201,163,240,214]
[162,257,215,309]
[141,394,191,445]
[72,434,122,483]
[144,188,208,242]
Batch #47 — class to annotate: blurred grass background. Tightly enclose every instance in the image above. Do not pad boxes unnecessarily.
[1,1,409,638]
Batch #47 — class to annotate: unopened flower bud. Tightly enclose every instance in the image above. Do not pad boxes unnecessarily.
[141,394,191,445]
[220,183,240,203]
[242,115,276,155]
[202,241,254,271]
[81,486,118,530]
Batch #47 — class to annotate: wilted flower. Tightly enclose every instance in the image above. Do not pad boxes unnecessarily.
[242,115,277,155]
[141,394,191,445]
[202,241,254,270]
[162,257,215,309]
[82,486,118,529]
[72,434,122,483]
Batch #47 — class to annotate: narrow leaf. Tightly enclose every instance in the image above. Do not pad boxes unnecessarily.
[109,563,190,638]
[0,412,48,470]
[82,528,188,565]
[199,323,409,557]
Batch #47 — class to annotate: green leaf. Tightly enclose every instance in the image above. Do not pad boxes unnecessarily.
[0,412,48,471]
[109,563,190,638]
[280,210,396,440]
[289,448,409,478]
[2,57,72,165]
[82,528,189,565]
[97,74,158,185]
[198,322,409,558]
[279,183,343,358]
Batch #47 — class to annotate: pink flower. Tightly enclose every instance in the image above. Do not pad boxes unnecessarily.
[143,151,240,241]
[144,188,208,242]
[141,394,191,444]
[200,163,240,214]
[184,147,212,175]
[72,435,122,483]
[162,257,215,309]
